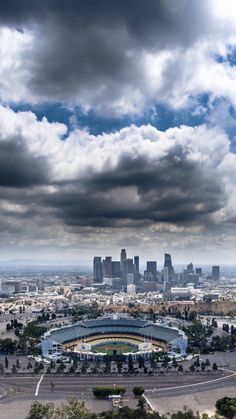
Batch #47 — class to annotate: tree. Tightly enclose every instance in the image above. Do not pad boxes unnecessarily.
[171,409,195,419]
[172,357,178,369]
[12,364,17,375]
[212,362,218,372]
[205,359,210,370]
[116,360,123,374]
[128,354,134,373]
[27,361,33,370]
[189,364,195,373]
[133,386,144,397]
[54,398,94,419]
[178,365,183,373]
[137,396,145,410]
[4,356,8,370]
[138,355,145,370]
[26,401,54,419]
[0,363,4,375]
[201,362,206,372]
[223,323,230,333]
[216,397,236,419]
[6,323,11,332]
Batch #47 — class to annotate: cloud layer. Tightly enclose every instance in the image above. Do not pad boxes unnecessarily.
[0,1,236,262]
[0,0,236,115]
[0,106,235,261]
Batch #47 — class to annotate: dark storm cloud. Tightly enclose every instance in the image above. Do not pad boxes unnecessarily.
[42,142,226,228]
[0,0,214,107]
[0,139,49,188]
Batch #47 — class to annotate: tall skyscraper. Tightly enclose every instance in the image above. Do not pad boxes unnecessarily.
[212,265,220,280]
[164,253,174,283]
[122,258,133,289]
[120,248,127,274]
[134,256,139,274]
[187,263,194,273]
[112,261,121,278]
[164,253,173,269]
[103,256,112,277]
[146,261,157,281]
[134,255,140,283]
[93,256,103,283]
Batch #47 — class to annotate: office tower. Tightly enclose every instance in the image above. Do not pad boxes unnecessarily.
[93,256,103,283]
[163,266,170,291]
[120,249,127,275]
[134,255,140,283]
[212,265,220,280]
[164,253,173,269]
[103,256,112,277]
[112,261,121,278]
[146,261,157,281]
[127,273,134,285]
[122,258,134,289]
[187,263,194,273]
[195,268,202,276]
[134,256,139,274]
[164,253,174,282]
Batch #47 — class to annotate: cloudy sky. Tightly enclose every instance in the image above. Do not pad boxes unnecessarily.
[0,0,236,265]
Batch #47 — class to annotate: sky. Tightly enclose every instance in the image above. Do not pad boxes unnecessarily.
[0,0,236,265]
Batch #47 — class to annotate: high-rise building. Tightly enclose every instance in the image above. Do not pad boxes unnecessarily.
[195,268,202,276]
[187,263,194,273]
[163,266,170,291]
[127,273,134,285]
[134,255,140,283]
[164,253,173,269]
[146,261,157,281]
[212,265,220,280]
[122,258,134,289]
[93,257,103,283]
[164,253,174,282]
[103,256,112,277]
[134,256,139,274]
[120,249,127,275]
[112,261,121,278]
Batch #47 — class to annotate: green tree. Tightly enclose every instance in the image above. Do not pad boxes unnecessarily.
[12,364,17,375]
[54,398,94,419]
[26,401,54,419]
[216,396,236,419]
[128,354,134,373]
[0,363,4,375]
[171,408,195,419]
[4,356,8,370]
[178,365,183,373]
[212,362,218,372]
[133,386,144,397]
[172,357,178,369]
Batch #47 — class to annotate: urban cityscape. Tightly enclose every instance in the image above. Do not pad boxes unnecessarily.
[0,250,234,417]
[0,0,236,418]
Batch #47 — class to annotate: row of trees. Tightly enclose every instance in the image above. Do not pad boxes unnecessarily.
[26,397,236,419]
[183,320,236,353]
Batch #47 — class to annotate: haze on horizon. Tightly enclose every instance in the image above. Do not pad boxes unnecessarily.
[0,0,236,264]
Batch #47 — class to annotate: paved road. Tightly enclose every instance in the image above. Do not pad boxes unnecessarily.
[0,370,235,419]
[0,369,234,400]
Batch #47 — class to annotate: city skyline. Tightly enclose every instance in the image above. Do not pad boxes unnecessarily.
[0,1,236,263]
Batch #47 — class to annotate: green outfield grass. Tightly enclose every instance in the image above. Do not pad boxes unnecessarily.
[92,341,138,354]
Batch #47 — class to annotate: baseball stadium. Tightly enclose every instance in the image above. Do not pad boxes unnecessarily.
[41,316,188,360]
